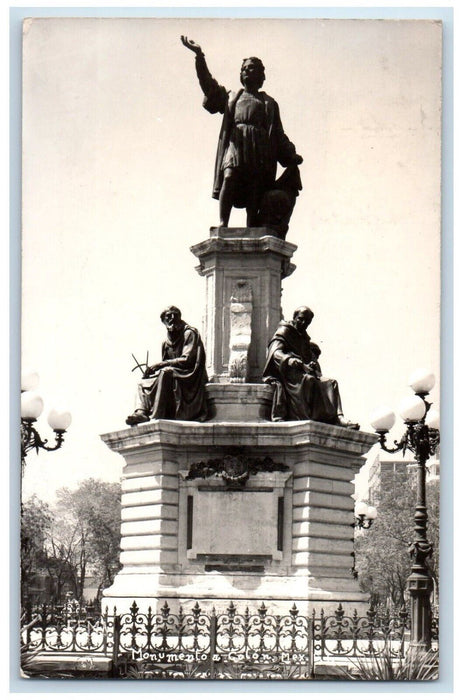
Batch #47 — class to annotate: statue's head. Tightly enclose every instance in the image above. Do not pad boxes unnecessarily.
[240,57,265,89]
[292,306,314,332]
[160,305,183,332]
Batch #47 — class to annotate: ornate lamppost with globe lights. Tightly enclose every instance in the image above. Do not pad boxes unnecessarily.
[21,371,72,473]
[350,500,378,578]
[370,369,440,651]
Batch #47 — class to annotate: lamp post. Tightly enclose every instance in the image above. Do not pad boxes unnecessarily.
[351,500,377,578]
[21,371,72,473]
[370,369,440,651]
[354,501,378,530]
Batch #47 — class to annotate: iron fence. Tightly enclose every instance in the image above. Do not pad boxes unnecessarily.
[114,600,313,679]
[21,600,439,679]
[314,604,410,660]
[21,601,115,656]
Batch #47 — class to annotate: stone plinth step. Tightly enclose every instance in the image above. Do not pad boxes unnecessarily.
[206,383,274,421]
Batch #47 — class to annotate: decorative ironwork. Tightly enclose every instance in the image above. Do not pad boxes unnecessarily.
[377,420,440,464]
[21,420,66,464]
[354,514,374,529]
[115,601,313,679]
[187,455,289,487]
[21,601,115,656]
[313,603,411,661]
[21,599,439,679]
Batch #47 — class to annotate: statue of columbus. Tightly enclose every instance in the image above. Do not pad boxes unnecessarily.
[181,36,303,228]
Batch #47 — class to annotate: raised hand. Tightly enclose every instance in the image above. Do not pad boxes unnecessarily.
[180,35,202,55]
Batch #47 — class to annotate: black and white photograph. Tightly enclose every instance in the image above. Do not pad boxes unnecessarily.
[17,11,446,685]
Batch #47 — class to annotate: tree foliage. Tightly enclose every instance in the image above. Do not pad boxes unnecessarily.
[54,479,122,601]
[21,495,53,601]
[355,475,439,607]
[21,479,121,604]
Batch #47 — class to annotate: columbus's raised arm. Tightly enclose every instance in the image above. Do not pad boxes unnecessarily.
[180,35,225,108]
[180,35,203,55]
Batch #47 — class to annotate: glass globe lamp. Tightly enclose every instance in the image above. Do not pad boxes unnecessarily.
[354,501,368,517]
[426,409,440,430]
[366,506,378,520]
[21,370,40,392]
[399,395,426,422]
[370,406,396,433]
[48,409,72,432]
[21,391,44,420]
[408,369,435,395]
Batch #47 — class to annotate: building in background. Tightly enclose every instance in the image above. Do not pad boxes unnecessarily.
[358,449,440,507]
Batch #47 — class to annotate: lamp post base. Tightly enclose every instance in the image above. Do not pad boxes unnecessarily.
[408,569,433,651]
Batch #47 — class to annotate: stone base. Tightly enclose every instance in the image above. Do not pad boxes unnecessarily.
[100,418,376,617]
[102,570,368,616]
[209,226,279,239]
[206,383,273,421]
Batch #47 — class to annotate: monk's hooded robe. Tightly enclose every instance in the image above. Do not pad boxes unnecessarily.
[263,321,344,423]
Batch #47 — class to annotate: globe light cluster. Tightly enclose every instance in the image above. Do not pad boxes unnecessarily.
[20,370,72,468]
[354,500,378,521]
[21,370,72,431]
[370,369,438,434]
[353,500,377,530]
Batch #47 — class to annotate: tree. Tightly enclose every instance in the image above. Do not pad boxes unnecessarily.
[45,511,86,603]
[21,495,53,603]
[355,473,439,607]
[54,479,122,601]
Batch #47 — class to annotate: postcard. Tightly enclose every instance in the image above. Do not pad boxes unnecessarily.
[20,16,442,682]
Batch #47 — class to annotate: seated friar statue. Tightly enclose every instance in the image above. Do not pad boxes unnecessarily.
[263,306,359,429]
[126,306,208,425]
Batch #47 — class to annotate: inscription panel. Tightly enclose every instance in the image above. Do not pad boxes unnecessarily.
[190,490,276,557]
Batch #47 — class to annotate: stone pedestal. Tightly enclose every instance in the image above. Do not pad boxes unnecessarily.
[190,227,297,383]
[101,403,377,615]
[102,224,375,617]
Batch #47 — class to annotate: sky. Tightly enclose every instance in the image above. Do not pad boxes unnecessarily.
[20,16,442,503]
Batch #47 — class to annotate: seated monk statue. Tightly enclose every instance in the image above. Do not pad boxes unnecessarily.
[263,306,359,428]
[126,306,208,425]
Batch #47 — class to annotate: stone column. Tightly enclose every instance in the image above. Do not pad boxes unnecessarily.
[190,227,297,383]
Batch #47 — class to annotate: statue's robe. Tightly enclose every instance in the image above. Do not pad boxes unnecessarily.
[195,53,297,205]
[135,323,208,421]
[263,321,344,423]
